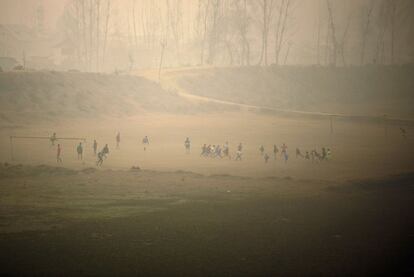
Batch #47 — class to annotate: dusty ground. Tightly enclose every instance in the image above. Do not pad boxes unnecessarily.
[0,111,413,275]
[1,66,414,276]
[0,165,413,275]
[1,112,413,179]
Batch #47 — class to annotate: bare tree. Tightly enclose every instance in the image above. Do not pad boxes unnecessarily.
[96,0,101,71]
[274,0,292,65]
[389,0,398,64]
[132,0,138,52]
[326,0,338,66]
[316,0,322,65]
[257,0,275,66]
[360,0,375,65]
[338,10,351,66]
[283,41,292,65]
[102,0,111,67]
[239,0,251,65]
[199,0,211,65]
[166,0,183,65]
[206,0,220,65]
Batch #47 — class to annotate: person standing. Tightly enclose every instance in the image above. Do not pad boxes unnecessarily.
[116,132,121,149]
[259,145,265,156]
[184,137,191,154]
[273,145,279,160]
[57,144,62,163]
[93,140,98,156]
[238,143,243,152]
[281,143,288,163]
[77,142,83,160]
[223,142,230,159]
[50,132,57,146]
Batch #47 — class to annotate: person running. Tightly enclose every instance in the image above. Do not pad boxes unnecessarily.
[96,151,104,166]
[77,142,83,160]
[322,147,327,160]
[235,149,242,161]
[296,148,303,158]
[259,145,265,156]
[273,145,279,160]
[184,137,191,153]
[264,153,270,163]
[93,140,98,156]
[116,132,121,149]
[142,136,149,151]
[201,144,207,156]
[102,144,109,158]
[142,136,149,145]
[57,144,62,163]
[215,145,222,158]
[211,145,216,157]
[326,148,332,160]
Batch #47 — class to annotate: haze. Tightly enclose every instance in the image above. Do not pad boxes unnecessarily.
[0,0,413,276]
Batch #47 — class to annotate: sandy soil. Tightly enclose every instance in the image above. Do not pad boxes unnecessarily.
[0,111,413,275]
[0,164,412,275]
[1,112,413,180]
[1,68,414,275]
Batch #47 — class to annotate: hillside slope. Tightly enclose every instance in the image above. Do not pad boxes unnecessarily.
[0,71,215,125]
[175,65,414,119]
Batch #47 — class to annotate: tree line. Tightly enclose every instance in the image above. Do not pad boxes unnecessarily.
[59,0,414,71]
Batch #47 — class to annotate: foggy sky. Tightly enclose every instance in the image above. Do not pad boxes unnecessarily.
[0,0,413,67]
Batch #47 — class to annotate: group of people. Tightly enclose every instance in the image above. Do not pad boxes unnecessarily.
[258,143,289,163]
[200,142,243,160]
[53,131,332,167]
[56,142,85,163]
[295,147,331,162]
[56,140,110,166]
[54,132,152,166]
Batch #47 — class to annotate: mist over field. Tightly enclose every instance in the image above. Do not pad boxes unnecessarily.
[0,0,413,276]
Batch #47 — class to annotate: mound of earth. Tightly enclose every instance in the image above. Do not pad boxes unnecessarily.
[0,71,231,125]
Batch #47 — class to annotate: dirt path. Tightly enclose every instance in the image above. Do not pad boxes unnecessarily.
[134,67,414,125]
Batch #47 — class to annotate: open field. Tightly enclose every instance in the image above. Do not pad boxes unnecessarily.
[0,68,414,275]
[1,111,414,179]
[0,163,413,275]
[0,111,413,275]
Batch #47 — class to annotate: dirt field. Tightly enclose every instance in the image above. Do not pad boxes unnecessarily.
[1,67,414,275]
[1,112,413,179]
[0,111,413,275]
